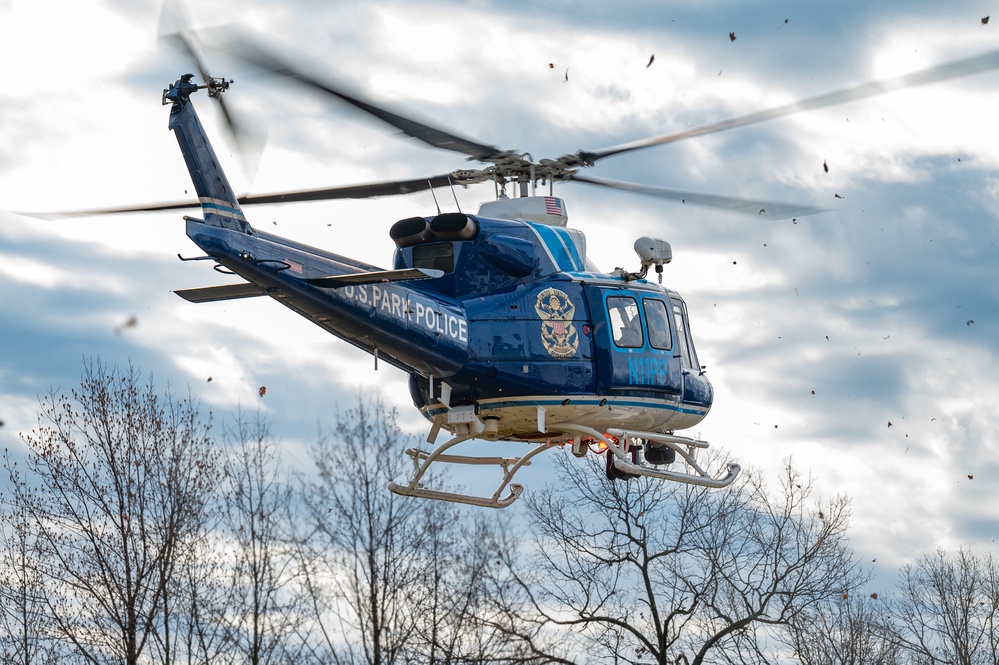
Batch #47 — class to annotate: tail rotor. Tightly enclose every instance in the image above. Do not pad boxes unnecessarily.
[158,0,264,181]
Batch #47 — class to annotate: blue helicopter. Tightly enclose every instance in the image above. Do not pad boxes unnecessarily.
[100,41,999,507]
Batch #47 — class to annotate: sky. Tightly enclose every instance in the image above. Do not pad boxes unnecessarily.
[2,0,998,590]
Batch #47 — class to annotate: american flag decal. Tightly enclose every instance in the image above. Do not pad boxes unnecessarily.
[544,197,563,216]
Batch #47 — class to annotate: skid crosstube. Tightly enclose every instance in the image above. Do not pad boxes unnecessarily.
[387,434,558,509]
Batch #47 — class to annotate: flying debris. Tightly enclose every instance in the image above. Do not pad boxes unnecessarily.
[729,31,737,41]
[823,159,829,172]
[888,421,893,427]
[207,376,213,382]
[983,15,990,24]
[646,54,655,68]
[834,193,844,199]
[967,319,975,326]
[968,474,974,480]
[870,593,879,600]
[115,315,138,334]
[258,386,267,398]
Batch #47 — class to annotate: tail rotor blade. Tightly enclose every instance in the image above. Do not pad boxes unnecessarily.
[158,3,266,180]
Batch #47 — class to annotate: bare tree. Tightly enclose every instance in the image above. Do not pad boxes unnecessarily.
[11,359,218,665]
[0,471,63,664]
[296,398,433,664]
[784,591,902,664]
[221,406,305,664]
[405,505,517,664]
[488,453,865,665]
[694,462,865,663]
[295,398,516,665]
[170,536,236,665]
[892,547,999,665]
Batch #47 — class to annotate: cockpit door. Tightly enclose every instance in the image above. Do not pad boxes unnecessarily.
[584,287,682,394]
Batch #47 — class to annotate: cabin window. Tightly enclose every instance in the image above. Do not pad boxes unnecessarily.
[412,242,454,273]
[607,296,644,348]
[671,298,699,370]
[644,298,672,351]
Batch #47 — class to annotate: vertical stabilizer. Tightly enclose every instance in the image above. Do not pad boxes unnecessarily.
[164,74,250,233]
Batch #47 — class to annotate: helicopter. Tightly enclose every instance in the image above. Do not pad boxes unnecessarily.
[87,37,999,508]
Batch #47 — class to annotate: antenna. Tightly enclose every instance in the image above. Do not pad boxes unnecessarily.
[448,176,462,213]
[428,179,442,215]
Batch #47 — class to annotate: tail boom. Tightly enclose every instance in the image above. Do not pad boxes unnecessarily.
[165,74,250,233]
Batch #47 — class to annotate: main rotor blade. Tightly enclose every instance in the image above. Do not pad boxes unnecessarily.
[236,174,456,204]
[568,174,829,219]
[580,49,999,164]
[228,38,502,161]
[31,174,459,217]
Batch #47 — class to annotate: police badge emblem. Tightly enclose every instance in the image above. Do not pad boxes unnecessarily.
[535,288,578,359]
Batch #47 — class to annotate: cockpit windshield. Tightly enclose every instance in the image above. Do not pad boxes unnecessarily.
[671,298,699,370]
[643,298,672,351]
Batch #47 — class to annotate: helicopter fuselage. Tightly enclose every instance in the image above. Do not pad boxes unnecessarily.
[183,211,712,442]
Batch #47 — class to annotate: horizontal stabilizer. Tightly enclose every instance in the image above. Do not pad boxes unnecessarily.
[174,282,265,303]
[306,267,443,288]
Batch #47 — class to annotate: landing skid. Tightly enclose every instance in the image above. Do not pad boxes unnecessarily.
[387,422,740,508]
[387,434,558,508]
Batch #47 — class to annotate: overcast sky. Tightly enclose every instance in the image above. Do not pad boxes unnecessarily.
[2,0,998,589]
